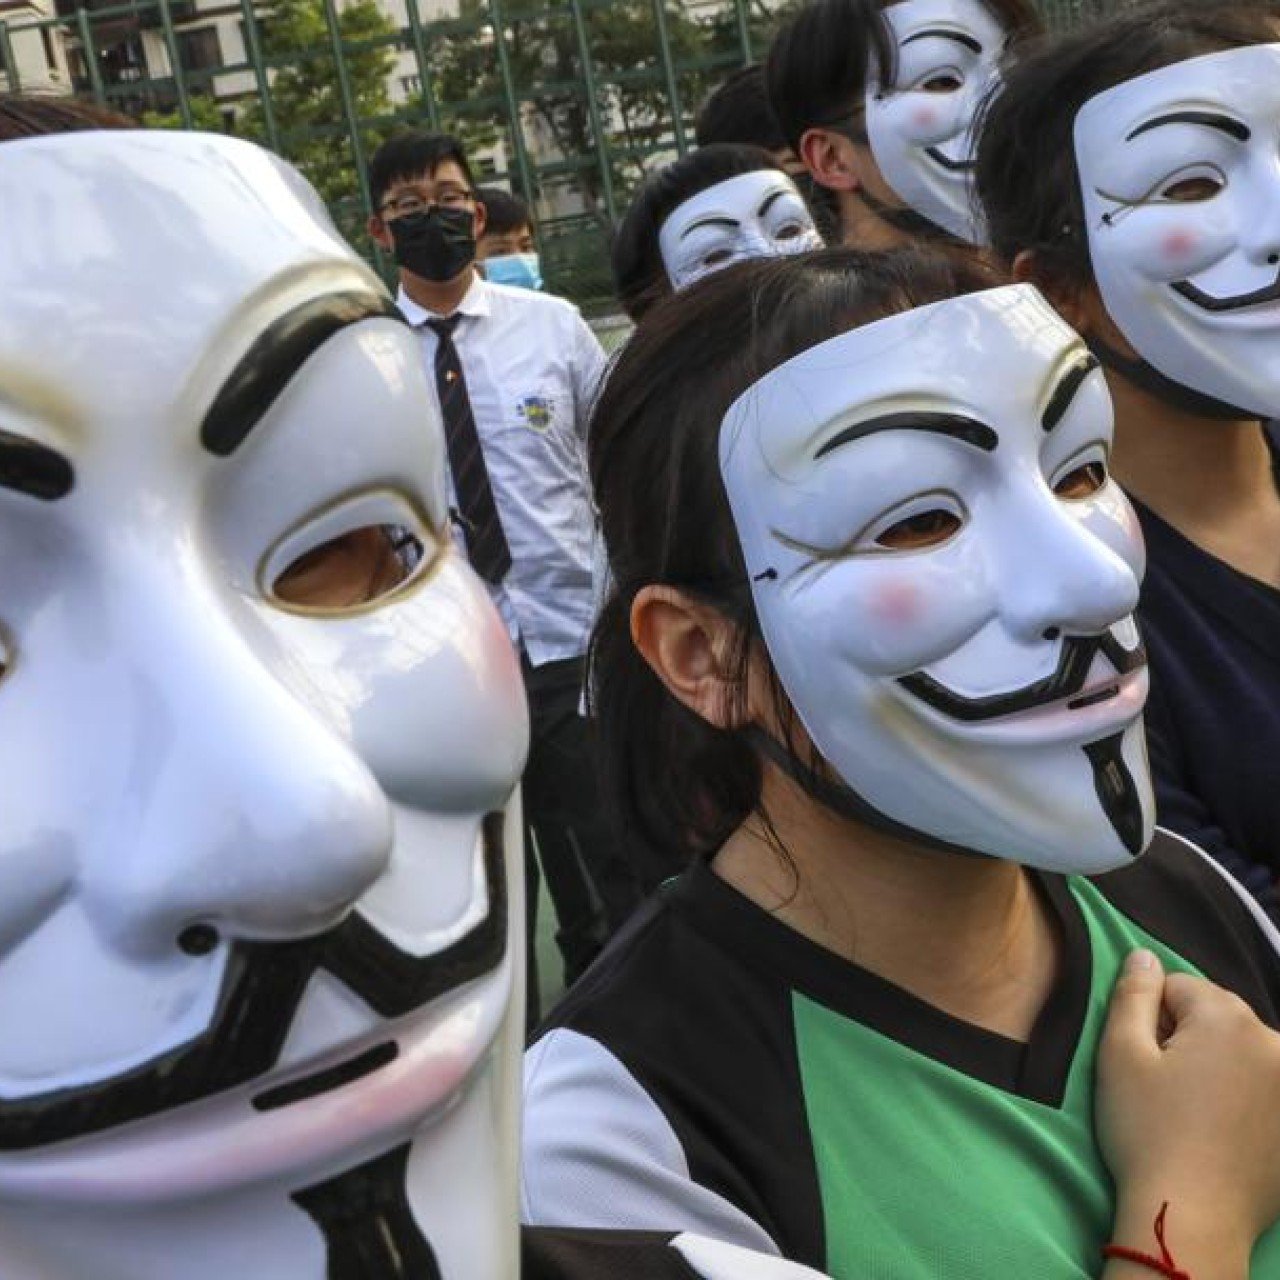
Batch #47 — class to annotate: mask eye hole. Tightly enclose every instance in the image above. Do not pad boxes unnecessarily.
[702,247,735,269]
[1160,175,1223,203]
[272,524,427,611]
[875,508,962,551]
[1053,461,1108,502]
[918,71,963,93]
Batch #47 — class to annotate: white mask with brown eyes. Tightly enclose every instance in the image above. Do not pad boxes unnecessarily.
[719,285,1154,874]
[658,169,824,291]
[0,131,528,1280]
[1075,43,1280,418]
[864,0,1007,243]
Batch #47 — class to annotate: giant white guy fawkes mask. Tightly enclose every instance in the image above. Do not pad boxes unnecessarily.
[0,132,528,1280]
[720,285,1155,873]
[658,169,824,291]
[1075,43,1280,419]
[863,0,1006,243]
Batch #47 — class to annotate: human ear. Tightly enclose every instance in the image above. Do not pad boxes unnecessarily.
[631,585,745,730]
[368,213,393,253]
[798,127,862,193]
[473,200,488,242]
[1012,249,1091,333]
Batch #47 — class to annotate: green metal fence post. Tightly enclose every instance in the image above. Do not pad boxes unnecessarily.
[238,0,279,150]
[568,0,617,223]
[733,0,752,64]
[0,20,20,92]
[650,0,687,155]
[320,0,370,206]
[407,0,442,130]
[74,7,107,104]
[155,0,194,127]
[488,0,536,203]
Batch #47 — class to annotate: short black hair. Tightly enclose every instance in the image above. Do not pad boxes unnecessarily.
[477,186,533,236]
[974,0,1278,293]
[367,131,476,211]
[612,142,787,322]
[0,92,137,141]
[766,0,1042,154]
[695,64,787,154]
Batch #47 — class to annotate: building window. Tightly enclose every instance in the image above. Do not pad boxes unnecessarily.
[176,26,221,73]
[400,73,421,96]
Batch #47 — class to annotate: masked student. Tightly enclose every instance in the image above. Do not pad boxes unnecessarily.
[364,131,643,1014]
[0,107,867,1280]
[520,247,1280,1280]
[613,142,825,323]
[765,0,1039,250]
[477,185,544,292]
[974,1,1280,920]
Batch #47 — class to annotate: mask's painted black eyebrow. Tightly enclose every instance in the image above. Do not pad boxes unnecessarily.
[814,411,997,460]
[0,427,74,500]
[201,289,405,458]
[757,188,793,217]
[1041,353,1101,433]
[901,27,983,53]
[680,215,740,240]
[1126,111,1251,144]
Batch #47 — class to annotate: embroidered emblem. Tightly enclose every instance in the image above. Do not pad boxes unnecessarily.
[518,394,554,432]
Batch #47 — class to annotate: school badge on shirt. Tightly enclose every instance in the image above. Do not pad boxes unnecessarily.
[518,394,554,432]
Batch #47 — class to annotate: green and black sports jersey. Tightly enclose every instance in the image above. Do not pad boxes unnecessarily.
[522,831,1280,1278]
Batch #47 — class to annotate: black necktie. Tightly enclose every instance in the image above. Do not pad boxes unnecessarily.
[426,314,513,585]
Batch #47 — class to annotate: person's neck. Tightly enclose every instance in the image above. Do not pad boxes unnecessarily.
[711,765,1059,1041]
[400,264,477,317]
[1106,370,1280,587]
[836,189,912,251]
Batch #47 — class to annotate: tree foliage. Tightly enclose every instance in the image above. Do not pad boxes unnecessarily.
[243,0,397,206]
[432,0,710,213]
[141,94,227,132]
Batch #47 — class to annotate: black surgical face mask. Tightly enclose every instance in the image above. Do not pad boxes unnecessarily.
[389,207,476,283]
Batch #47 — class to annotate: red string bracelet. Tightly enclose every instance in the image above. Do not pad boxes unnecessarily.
[1102,1203,1191,1280]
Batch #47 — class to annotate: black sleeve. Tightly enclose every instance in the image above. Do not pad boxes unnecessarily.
[522,1228,701,1280]
[1144,678,1280,922]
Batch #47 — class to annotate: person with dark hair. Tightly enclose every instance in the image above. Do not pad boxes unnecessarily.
[477,185,543,292]
[612,143,823,322]
[0,91,136,138]
[0,121,865,1280]
[974,1,1280,920]
[365,131,642,1014]
[765,0,1040,248]
[521,248,1280,1277]
[695,64,802,175]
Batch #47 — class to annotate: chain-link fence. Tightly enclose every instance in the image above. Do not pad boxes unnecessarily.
[1,0,1124,310]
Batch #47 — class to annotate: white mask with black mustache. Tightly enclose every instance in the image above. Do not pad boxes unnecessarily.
[0,132,528,1280]
[864,0,1006,244]
[1075,43,1280,419]
[720,285,1155,873]
[658,170,824,291]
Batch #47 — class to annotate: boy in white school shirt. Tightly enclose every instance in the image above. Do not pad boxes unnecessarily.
[366,131,642,1015]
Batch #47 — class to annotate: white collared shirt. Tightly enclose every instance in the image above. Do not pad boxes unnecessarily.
[398,274,607,667]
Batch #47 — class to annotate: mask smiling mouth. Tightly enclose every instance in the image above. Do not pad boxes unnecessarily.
[898,632,1147,724]
[0,814,508,1153]
[1171,269,1280,314]
[924,146,974,174]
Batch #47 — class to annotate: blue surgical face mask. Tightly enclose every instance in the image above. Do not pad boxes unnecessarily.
[484,252,543,292]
